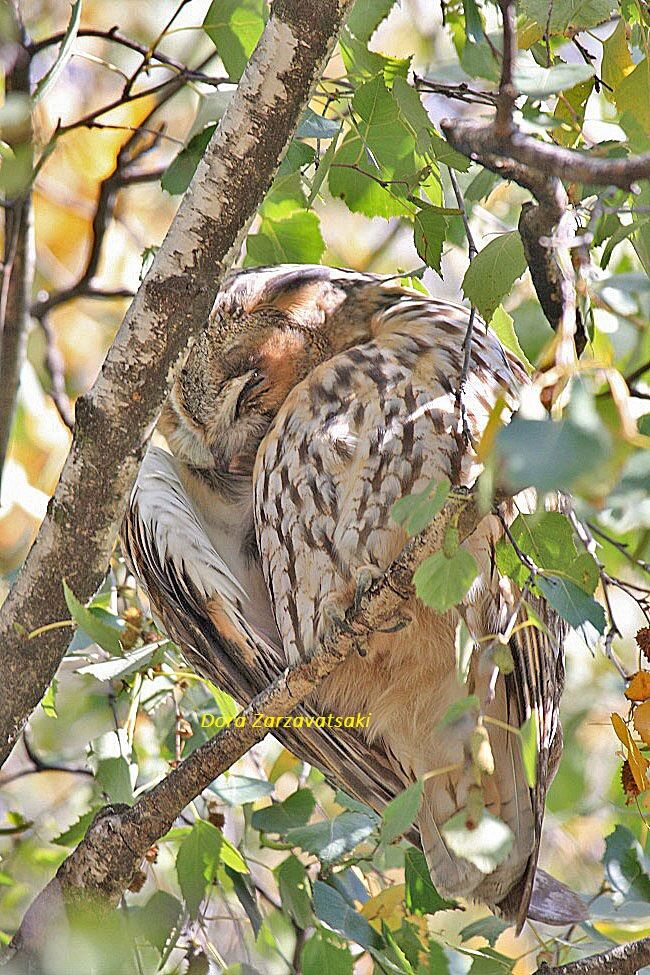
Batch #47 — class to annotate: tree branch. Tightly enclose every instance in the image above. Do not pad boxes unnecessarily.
[6,488,483,963]
[536,937,650,975]
[0,0,355,769]
[0,2,34,491]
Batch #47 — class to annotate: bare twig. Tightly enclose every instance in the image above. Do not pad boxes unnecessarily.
[28,27,228,87]
[0,2,34,491]
[495,0,517,136]
[39,314,74,430]
[447,167,478,442]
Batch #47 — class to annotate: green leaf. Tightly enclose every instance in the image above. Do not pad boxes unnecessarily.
[489,306,532,373]
[203,0,268,80]
[41,678,58,718]
[52,808,101,847]
[302,930,353,975]
[404,847,457,914]
[63,581,123,656]
[603,826,650,902]
[161,125,216,195]
[33,0,82,102]
[245,210,324,265]
[275,854,312,928]
[414,205,450,273]
[132,891,183,955]
[519,711,538,788]
[287,811,376,863]
[495,512,599,593]
[392,478,450,536]
[463,0,485,42]
[414,548,478,613]
[439,694,480,729]
[297,107,341,140]
[251,788,315,833]
[312,880,380,948]
[328,75,420,218]
[460,916,509,947]
[553,77,594,147]
[513,58,595,98]
[495,418,609,493]
[346,0,395,41]
[521,0,615,34]
[615,57,650,136]
[77,644,159,682]
[176,820,245,918]
[536,576,606,633]
[602,18,634,98]
[209,774,275,806]
[381,781,424,845]
[462,232,528,322]
[442,810,514,874]
[94,756,134,804]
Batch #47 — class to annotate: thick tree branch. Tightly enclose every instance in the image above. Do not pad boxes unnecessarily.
[536,937,650,975]
[441,118,650,193]
[7,489,483,962]
[0,0,354,769]
[0,3,34,491]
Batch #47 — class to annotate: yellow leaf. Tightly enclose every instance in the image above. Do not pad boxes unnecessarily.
[602,19,634,99]
[611,713,649,792]
[625,671,650,702]
[615,57,650,136]
[360,884,406,931]
[633,701,650,747]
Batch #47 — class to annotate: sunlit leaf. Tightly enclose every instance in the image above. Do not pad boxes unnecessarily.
[313,880,380,948]
[381,781,424,845]
[203,0,267,80]
[63,581,123,656]
[251,788,315,832]
[414,548,478,612]
[462,232,527,322]
[404,847,457,914]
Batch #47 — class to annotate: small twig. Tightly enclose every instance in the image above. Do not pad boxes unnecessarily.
[448,167,478,443]
[39,314,74,430]
[495,0,517,135]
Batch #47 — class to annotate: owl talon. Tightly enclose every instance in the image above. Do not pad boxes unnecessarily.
[321,602,356,638]
[378,613,412,634]
[353,565,383,611]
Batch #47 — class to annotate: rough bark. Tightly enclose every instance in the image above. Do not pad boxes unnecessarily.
[0,0,353,769]
[536,938,650,975]
[6,489,483,963]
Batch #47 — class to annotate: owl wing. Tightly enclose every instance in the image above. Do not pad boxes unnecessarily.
[122,444,410,816]
[254,289,577,923]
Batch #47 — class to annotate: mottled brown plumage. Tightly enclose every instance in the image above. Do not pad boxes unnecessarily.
[122,265,585,930]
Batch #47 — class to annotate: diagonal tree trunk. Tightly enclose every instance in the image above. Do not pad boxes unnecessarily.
[0,0,354,768]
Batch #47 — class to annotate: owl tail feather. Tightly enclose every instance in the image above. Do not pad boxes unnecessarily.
[526,869,589,926]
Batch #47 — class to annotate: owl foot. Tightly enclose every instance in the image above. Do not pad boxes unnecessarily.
[321,601,368,657]
[353,564,383,611]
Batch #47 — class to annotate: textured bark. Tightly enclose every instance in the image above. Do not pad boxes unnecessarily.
[0,4,34,491]
[7,490,484,962]
[0,0,354,769]
[536,937,650,975]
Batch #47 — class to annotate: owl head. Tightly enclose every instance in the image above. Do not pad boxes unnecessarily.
[158,264,404,476]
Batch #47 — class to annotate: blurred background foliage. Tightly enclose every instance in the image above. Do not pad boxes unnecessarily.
[0,0,649,972]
